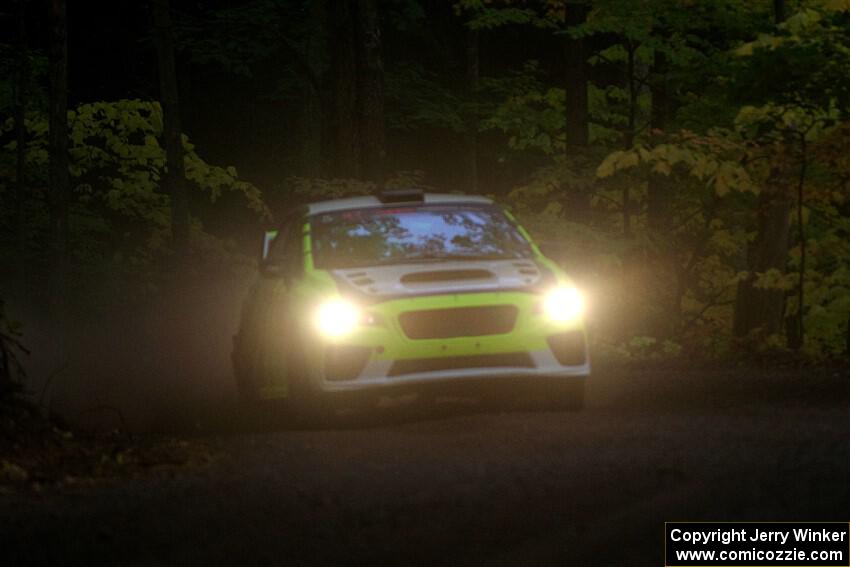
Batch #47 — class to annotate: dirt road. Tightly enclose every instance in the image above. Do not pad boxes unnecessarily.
[3,363,849,566]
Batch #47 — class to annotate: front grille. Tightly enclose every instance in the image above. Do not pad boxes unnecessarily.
[398,305,518,339]
[547,331,586,366]
[401,270,493,284]
[388,352,534,377]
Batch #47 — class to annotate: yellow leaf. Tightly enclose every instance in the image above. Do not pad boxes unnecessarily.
[714,172,730,196]
[596,151,623,178]
[542,201,563,216]
[652,161,672,176]
[823,0,850,12]
[618,150,639,169]
[735,42,754,56]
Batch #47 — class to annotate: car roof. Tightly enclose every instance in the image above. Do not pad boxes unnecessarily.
[306,192,494,216]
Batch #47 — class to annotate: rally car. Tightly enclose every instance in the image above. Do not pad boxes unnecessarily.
[232,189,589,418]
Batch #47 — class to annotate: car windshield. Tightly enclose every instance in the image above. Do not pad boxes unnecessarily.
[310,205,534,269]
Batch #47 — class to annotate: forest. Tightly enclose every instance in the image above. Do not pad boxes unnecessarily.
[2,0,850,405]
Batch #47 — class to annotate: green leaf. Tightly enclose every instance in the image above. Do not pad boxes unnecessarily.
[596,151,624,178]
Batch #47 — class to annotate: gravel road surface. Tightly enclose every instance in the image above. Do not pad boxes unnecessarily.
[3,363,850,566]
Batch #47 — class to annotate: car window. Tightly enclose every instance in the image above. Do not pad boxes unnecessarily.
[310,205,533,269]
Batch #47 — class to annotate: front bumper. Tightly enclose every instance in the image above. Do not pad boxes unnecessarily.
[320,347,589,392]
[311,290,590,393]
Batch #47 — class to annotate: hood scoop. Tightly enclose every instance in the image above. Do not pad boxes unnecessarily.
[401,269,494,286]
[333,260,542,298]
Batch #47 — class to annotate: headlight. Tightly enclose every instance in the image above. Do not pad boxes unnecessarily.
[315,298,360,338]
[542,287,584,323]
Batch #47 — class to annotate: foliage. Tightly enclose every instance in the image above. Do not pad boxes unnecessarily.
[455,0,850,358]
[174,0,292,78]
[0,100,268,285]
[586,2,850,357]
[3,0,850,363]
[731,5,850,112]
[274,170,434,205]
[385,63,467,133]
[0,45,47,115]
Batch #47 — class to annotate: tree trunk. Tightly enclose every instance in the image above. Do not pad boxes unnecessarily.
[13,0,29,267]
[564,3,588,147]
[647,49,671,234]
[773,0,785,23]
[733,188,792,338]
[152,0,189,258]
[732,0,791,341]
[622,42,637,237]
[298,0,325,178]
[355,0,386,182]
[465,27,480,193]
[563,3,590,221]
[48,0,69,327]
[647,47,683,337]
[789,134,807,350]
[329,0,359,178]
[845,314,850,357]
[299,89,324,178]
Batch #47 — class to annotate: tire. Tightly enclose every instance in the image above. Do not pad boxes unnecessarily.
[238,333,372,428]
[234,332,301,429]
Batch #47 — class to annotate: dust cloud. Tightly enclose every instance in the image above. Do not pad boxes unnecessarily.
[13,274,252,434]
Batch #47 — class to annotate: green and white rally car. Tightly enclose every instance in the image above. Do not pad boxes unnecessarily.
[232,189,589,416]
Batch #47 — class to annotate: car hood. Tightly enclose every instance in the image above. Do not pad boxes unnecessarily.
[331,259,550,299]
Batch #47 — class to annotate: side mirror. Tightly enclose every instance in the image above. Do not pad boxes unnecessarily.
[261,229,279,261]
[259,229,286,278]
